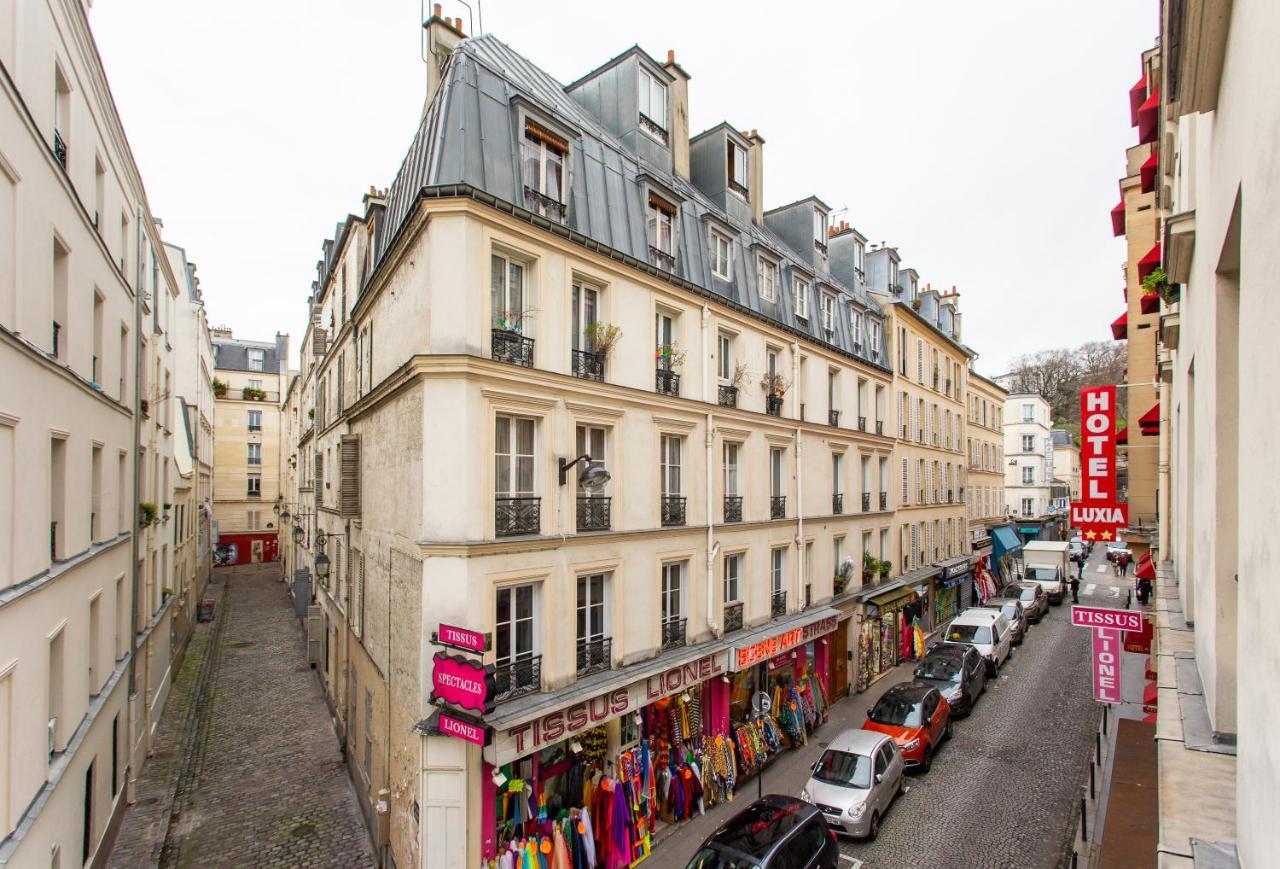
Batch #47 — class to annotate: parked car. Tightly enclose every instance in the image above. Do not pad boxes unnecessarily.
[942,607,1013,674]
[1068,539,1088,561]
[1001,582,1048,622]
[801,729,904,840]
[862,681,952,773]
[982,597,1029,645]
[1106,541,1132,563]
[686,795,839,869]
[912,644,987,716]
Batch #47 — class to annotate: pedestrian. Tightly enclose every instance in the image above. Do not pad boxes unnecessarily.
[1070,574,1081,604]
[1120,552,1131,576]
[1077,558,1085,580]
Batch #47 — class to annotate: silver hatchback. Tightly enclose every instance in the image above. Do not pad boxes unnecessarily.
[801,729,904,840]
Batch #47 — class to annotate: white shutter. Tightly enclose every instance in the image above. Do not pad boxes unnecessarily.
[340,436,361,517]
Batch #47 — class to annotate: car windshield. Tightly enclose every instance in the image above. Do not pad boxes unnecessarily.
[686,847,759,869]
[1001,603,1018,620]
[869,694,924,727]
[914,656,963,682]
[1028,567,1058,581]
[811,749,873,789]
[946,623,992,645]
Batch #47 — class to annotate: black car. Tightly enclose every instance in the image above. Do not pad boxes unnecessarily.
[686,795,839,869]
[913,644,987,716]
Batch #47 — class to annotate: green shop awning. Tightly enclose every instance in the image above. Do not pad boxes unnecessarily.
[1020,527,1040,535]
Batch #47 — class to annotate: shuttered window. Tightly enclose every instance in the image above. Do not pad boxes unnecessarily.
[350,548,365,637]
[901,458,909,504]
[314,452,324,497]
[340,436,361,517]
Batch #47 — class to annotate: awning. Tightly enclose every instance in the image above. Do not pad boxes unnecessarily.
[1111,199,1126,237]
[1020,527,1041,536]
[1141,291,1160,315]
[1111,311,1128,340]
[992,525,1022,554]
[1138,242,1162,280]
[1129,76,1148,126]
[1136,558,1156,580]
[868,586,917,609]
[1138,89,1160,143]
[1139,401,1161,434]
[1116,425,1129,446]
[1140,149,1158,193]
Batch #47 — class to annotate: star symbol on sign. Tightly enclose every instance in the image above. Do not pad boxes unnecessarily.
[1085,530,1097,540]
[1101,530,1114,541]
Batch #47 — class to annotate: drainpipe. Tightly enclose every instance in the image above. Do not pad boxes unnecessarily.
[791,342,803,612]
[1156,374,1171,561]
[126,205,145,803]
[701,305,719,637]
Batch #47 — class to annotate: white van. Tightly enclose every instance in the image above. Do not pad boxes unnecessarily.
[1023,541,1072,605]
[942,608,1013,674]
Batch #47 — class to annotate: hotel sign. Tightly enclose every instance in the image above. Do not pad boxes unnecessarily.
[1070,386,1128,542]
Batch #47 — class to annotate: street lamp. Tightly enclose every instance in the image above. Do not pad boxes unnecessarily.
[314,551,330,584]
[292,524,306,546]
[558,453,611,490]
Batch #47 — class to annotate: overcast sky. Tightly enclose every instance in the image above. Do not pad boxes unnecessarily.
[90,0,1154,376]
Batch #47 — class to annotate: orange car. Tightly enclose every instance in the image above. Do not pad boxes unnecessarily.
[861,681,953,772]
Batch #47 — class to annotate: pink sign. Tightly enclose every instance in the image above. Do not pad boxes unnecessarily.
[438,623,488,654]
[438,711,487,745]
[1071,605,1144,632]
[431,652,494,713]
[1091,628,1123,704]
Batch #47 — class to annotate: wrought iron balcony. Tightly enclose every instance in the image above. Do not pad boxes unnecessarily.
[661,617,687,650]
[495,495,540,537]
[832,493,844,515]
[491,329,534,367]
[862,492,871,512]
[770,495,786,520]
[53,130,67,169]
[723,495,743,523]
[576,496,611,532]
[655,368,680,396]
[661,495,686,527]
[649,245,676,272]
[523,186,567,223]
[51,321,61,358]
[857,415,866,432]
[766,395,784,417]
[829,409,841,427]
[771,590,787,618]
[572,349,604,382]
[723,601,744,634]
[879,492,888,511]
[718,384,739,408]
[639,114,670,144]
[575,637,612,676]
[494,654,542,702]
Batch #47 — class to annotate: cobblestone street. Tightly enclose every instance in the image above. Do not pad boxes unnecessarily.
[109,563,376,868]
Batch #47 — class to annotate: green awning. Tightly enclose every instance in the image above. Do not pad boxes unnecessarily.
[1020,527,1040,535]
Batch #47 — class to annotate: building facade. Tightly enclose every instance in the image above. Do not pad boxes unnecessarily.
[1050,429,1080,512]
[211,330,286,566]
[966,370,1007,548]
[1002,393,1054,519]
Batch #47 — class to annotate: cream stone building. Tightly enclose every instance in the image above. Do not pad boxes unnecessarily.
[0,1,203,862]
[211,330,286,565]
[1003,393,1054,519]
[966,370,1007,548]
[1050,429,1080,511]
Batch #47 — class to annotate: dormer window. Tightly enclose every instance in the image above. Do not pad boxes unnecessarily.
[820,293,835,333]
[854,241,865,276]
[793,276,810,320]
[813,210,828,254]
[647,193,676,271]
[710,229,733,281]
[727,141,748,197]
[638,70,668,143]
[521,120,568,223]
[851,309,864,347]
[757,256,778,302]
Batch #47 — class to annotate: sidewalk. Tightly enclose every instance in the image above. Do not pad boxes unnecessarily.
[645,657,922,868]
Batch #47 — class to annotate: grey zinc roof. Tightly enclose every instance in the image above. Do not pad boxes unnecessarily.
[374,34,888,368]
[1051,429,1074,447]
[213,339,279,374]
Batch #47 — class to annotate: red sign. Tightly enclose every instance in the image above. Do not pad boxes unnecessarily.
[1071,385,1126,542]
[1091,628,1123,704]
[437,623,488,654]
[1123,615,1153,654]
[431,652,495,714]
[438,710,488,745]
[1071,605,1145,631]
[732,615,838,671]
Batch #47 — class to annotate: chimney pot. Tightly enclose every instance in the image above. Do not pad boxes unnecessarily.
[668,50,675,63]
[433,3,442,17]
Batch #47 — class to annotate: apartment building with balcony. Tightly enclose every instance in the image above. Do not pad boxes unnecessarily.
[211,329,286,565]
[279,23,908,867]
[1002,393,1054,519]
[966,369,1007,549]
[1050,428,1080,513]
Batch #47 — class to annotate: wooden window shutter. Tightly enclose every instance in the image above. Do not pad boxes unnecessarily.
[340,436,361,517]
[524,119,568,152]
[313,327,328,356]
[314,452,324,494]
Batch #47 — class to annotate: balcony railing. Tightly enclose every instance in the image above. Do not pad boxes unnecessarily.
[879,491,888,511]
[832,493,844,514]
[655,368,680,396]
[766,395,784,417]
[639,113,670,144]
[571,349,605,382]
[661,617,687,651]
[649,245,676,272]
[50,521,57,561]
[495,495,540,537]
[829,409,841,427]
[723,495,743,523]
[575,637,612,676]
[53,130,67,169]
[858,415,867,431]
[876,420,884,435]
[770,495,786,519]
[51,321,61,358]
[771,590,787,618]
[576,496,611,532]
[523,186,567,223]
[724,601,744,634]
[718,384,738,408]
[494,654,542,702]
[862,492,871,512]
[491,329,534,367]
[661,495,686,527]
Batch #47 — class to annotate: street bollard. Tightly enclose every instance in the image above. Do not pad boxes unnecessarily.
[1103,704,1109,735]
[1081,796,1088,841]
[1090,762,1096,800]
[1096,732,1102,765]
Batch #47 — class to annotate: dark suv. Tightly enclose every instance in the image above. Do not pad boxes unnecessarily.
[686,795,839,869]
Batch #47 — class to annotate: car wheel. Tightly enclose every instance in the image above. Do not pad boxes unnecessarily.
[920,744,933,773]
[867,811,881,841]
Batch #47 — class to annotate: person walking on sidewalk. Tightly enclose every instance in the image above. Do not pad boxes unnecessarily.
[1119,551,1132,576]
[1070,574,1081,604]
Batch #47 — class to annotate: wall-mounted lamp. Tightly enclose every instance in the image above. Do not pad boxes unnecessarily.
[314,552,331,583]
[558,453,611,490]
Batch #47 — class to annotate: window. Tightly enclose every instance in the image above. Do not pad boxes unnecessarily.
[495,415,535,497]
[247,348,264,372]
[647,194,676,259]
[248,378,263,391]
[363,691,373,775]
[576,573,608,646]
[660,434,682,496]
[717,333,732,382]
[1022,403,1035,422]
[710,230,732,280]
[521,121,567,211]
[247,443,261,465]
[496,583,537,667]
[813,209,828,247]
[793,276,810,320]
[246,475,261,497]
[661,562,684,622]
[770,447,784,498]
[571,281,599,353]
[1022,434,1035,452]
[247,510,260,530]
[248,410,262,431]
[1022,466,1034,485]
[828,371,838,414]
[834,536,845,578]
[638,69,668,133]
[655,310,675,366]
[1021,498,1033,517]
[490,254,526,333]
[575,425,606,493]
[832,452,843,497]
[851,309,864,345]
[757,256,777,302]
[820,293,834,332]
[727,140,748,194]
[723,554,741,603]
[901,458,909,504]
[91,291,103,384]
[723,442,739,496]
[916,339,925,384]
[770,548,785,594]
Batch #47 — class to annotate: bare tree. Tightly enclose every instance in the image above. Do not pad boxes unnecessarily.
[1006,340,1128,428]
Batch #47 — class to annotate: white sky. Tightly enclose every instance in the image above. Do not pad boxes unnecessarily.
[90,0,1154,376]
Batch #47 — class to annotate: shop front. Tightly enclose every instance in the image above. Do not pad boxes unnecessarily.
[991,524,1024,582]
[933,557,974,624]
[853,583,919,692]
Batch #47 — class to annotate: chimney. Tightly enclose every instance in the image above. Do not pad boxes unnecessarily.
[662,50,691,180]
[745,129,765,226]
[422,6,465,121]
[275,332,291,377]
[212,326,233,340]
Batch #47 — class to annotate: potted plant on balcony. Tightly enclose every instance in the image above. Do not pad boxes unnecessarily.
[308,407,315,421]
[731,361,749,389]
[585,322,623,356]
[212,377,227,398]
[759,371,790,397]
[656,342,686,370]
[139,502,158,527]
[1142,267,1174,305]
[862,550,879,584]
[242,386,266,401]
[493,307,535,335]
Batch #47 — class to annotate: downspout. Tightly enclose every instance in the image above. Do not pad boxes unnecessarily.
[701,305,719,637]
[1156,374,1171,561]
[126,205,145,802]
[791,342,803,612]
